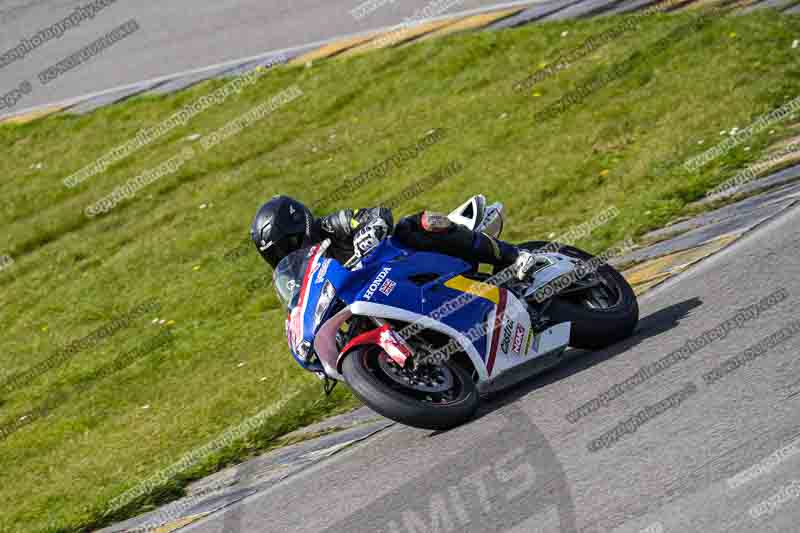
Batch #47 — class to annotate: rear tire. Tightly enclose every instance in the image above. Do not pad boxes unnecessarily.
[519,241,639,350]
[341,346,480,430]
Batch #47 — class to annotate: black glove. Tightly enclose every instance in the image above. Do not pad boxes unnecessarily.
[353,217,391,257]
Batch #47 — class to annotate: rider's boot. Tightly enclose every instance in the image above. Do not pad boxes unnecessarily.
[511,250,545,282]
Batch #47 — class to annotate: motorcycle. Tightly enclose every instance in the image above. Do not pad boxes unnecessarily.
[274,196,638,430]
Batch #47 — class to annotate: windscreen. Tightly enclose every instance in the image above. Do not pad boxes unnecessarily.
[273,247,313,311]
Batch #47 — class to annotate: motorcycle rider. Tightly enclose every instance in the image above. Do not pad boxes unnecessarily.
[250,195,539,281]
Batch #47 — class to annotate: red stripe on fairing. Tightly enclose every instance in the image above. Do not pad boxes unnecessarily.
[297,245,320,309]
[289,244,321,346]
[486,288,507,376]
[337,323,412,369]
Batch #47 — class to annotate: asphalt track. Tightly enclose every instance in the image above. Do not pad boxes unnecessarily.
[177,204,800,533]
[0,0,537,111]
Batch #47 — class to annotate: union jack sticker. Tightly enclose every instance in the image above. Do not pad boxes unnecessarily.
[379,278,396,296]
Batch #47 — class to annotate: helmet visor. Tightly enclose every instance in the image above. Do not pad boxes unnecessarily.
[260,233,304,269]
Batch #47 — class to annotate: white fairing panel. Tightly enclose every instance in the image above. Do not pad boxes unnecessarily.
[487,291,571,378]
[347,297,571,386]
[314,306,351,381]
[486,291,531,376]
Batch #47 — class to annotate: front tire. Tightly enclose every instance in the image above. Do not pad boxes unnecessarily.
[520,241,639,350]
[341,346,480,430]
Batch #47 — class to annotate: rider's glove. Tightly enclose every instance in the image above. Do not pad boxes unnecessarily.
[352,218,390,257]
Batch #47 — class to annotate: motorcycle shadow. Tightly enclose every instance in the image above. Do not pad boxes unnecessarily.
[434,296,703,434]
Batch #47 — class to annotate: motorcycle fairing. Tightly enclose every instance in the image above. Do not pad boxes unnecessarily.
[294,238,571,386]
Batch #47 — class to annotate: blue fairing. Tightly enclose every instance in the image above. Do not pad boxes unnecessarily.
[294,237,496,366]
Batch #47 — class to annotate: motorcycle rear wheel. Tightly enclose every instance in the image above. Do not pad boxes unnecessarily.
[341,346,480,430]
[519,240,639,350]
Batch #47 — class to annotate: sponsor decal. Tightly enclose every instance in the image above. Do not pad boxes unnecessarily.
[363,267,392,300]
[522,329,542,356]
[315,258,331,284]
[512,324,525,354]
[379,327,411,365]
[379,278,396,297]
[500,319,515,354]
[288,307,303,349]
[487,289,508,375]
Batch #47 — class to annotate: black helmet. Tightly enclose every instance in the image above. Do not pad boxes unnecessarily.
[250,195,313,268]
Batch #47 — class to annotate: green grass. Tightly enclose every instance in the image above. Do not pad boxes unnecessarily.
[0,9,798,532]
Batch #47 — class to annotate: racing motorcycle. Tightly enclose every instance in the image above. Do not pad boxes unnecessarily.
[274,196,638,430]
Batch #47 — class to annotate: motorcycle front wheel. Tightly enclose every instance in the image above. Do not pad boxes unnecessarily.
[341,346,479,430]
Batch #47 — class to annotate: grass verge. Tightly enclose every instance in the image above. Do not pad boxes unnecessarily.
[0,9,798,532]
